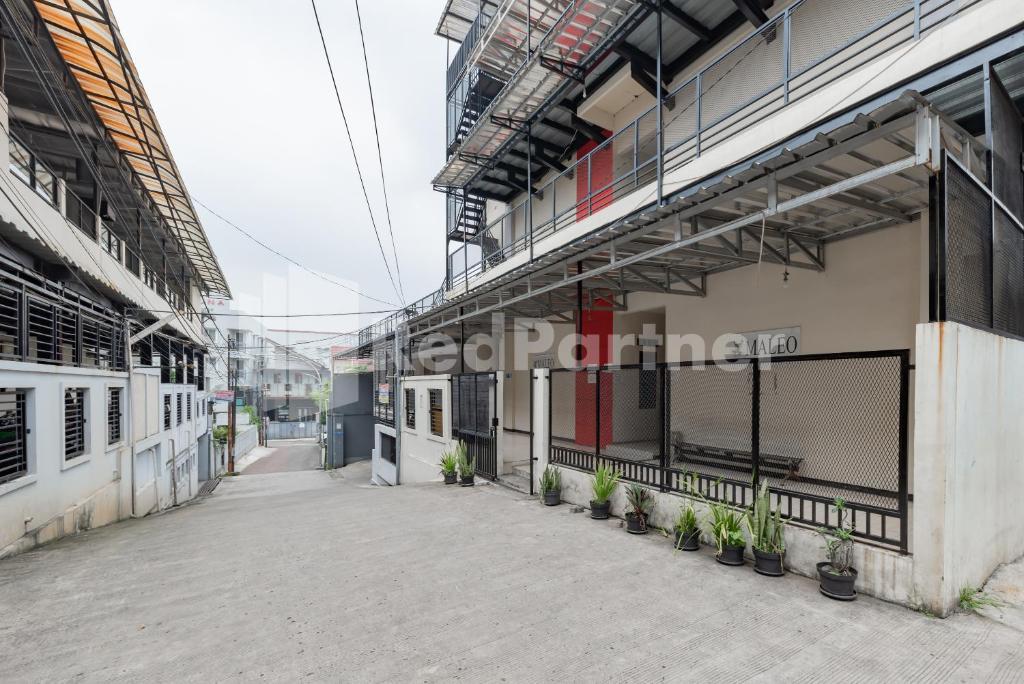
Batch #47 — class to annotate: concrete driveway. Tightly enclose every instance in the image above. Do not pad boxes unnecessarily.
[240,439,323,474]
[0,466,1021,682]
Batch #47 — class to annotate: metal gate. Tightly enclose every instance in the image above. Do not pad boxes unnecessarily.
[451,372,498,480]
[266,421,319,440]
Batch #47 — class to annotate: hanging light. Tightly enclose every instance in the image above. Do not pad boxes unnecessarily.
[782,268,790,289]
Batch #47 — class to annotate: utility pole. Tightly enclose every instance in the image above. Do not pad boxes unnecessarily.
[227,336,236,473]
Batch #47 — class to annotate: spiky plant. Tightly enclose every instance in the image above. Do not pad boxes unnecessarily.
[439,450,458,476]
[455,441,473,478]
[746,482,786,554]
[706,500,745,554]
[673,503,699,536]
[625,483,654,530]
[539,465,561,495]
[591,463,621,504]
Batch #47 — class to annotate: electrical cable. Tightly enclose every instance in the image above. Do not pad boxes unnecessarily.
[353,0,406,306]
[310,0,404,306]
[190,195,398,308]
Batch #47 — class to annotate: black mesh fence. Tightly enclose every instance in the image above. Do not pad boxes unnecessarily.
[549,351,910,551]
[452,372,497,479]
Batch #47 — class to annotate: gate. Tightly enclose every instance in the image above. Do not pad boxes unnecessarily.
[451,372,498,480]
[266,421,319,440]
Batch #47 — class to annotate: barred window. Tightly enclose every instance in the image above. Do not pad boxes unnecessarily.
[404,388,416,428]
[187,393,192,421]
[107,388,122,444]
[176,393,183,426]
[163,394,171,430]
[0,390,27,485]
[429,389,443,437]
[64,388,86,460]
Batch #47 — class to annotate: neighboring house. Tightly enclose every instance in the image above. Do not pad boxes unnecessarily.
[0,0,228,556]
[338,0,1024,616]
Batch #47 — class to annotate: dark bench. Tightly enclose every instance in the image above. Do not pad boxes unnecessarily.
[671,436,802,481]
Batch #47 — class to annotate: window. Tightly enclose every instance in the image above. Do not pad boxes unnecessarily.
[186,393,192,421]
[107,388,122,444]
[404,388,416,429]
[429,389,443,437]
[163,394,171,430]
[0,390,27,484]
[176,393,183,426]
[64,388,86,461]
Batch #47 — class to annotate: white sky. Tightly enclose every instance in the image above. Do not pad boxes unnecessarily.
[112,0,450,328]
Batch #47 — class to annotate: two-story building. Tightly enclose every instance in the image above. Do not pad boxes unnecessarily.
[0,0,228,557]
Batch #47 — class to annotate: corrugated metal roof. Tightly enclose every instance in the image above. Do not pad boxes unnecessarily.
[34,0,231,298]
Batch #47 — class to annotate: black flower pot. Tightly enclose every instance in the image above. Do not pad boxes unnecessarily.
[625,513,648,535]
[460,474,475,487]
[674,529,700,551]
[753,548,784,576]
[543,490,561,506]
[817,562,858,600]
[716,544,746,566]
[590,500,610,519]
[443,472,458,485]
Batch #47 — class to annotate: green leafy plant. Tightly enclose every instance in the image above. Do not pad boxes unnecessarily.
[746,482,786,554]
[591,463,621,504]
[818,498,855,574]
[439,449,458,476]
[540,465,561,495]
[673,503,699,536]
[706,500,745,554]
[455,441,473,478]
[212,425,228,444]
[625,483,655,530]
[958,585,1004,612]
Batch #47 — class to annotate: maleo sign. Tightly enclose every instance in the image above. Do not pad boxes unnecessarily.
[726,327,801,358]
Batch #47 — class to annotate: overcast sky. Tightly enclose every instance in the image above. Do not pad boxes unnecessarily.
[112,0,449,331]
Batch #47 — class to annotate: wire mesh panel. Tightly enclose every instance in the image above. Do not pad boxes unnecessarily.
[759,354,904,511]
[994,205,1024,336]
[699,17,785,129]
[452,373,497,479]
[602,367,662,464]
[944,160,993,328]
[988,65,1024,222]
[789,0,911,75]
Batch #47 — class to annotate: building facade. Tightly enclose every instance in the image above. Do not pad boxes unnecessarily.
[340,0,1024,616]
[0,0,227,557]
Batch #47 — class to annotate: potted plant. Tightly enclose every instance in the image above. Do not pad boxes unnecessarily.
[440,450,458,485]
[590,463,620,519]
[818,498,857,600]
[456,442,475,487]
[707,500,746,566]
[672,503,700,551]
[539,465,561,506]
[624,483,654,534]
[746,482,786,576]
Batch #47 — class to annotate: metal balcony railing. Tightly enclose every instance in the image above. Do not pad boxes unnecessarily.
[445,0,981,289]
[8,134,191,317]
[446,10,491,94]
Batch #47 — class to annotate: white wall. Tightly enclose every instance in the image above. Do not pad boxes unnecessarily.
[913,322,1024,616]
[0,361,130,556]
[399,375,455,484]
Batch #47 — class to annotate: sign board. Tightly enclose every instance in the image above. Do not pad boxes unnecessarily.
[725,326,801,358]
[377,383,391,405]
[213,390,234,402]
[532,355,554,369]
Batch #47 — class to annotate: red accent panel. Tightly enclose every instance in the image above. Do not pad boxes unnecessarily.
[575,133,614,221]
[574,299,613,448]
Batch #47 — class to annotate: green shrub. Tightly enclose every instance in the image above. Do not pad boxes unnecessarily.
[746,482,786,554]
[706,500,745,554]
[673,503,699,536]
[540,466,561,495]
[455,441,473,477]
[439,449,458,476]
[625,483,654,529]
[591,463,621,504]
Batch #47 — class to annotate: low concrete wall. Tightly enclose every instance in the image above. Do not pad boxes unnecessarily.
[913,322,1024,616]
[553,466,913,605]
[235,424,259,460]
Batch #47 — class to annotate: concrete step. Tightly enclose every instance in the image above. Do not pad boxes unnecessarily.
[497,472,532,495]
[511,463,533,480]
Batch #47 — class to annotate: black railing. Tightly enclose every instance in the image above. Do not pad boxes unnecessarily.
[549,350,911,552]
[446,11,490,94]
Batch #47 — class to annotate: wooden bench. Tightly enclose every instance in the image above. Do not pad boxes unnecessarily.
[671,435,802,481]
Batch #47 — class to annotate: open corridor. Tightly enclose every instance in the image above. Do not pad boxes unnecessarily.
[0,466,1021,682]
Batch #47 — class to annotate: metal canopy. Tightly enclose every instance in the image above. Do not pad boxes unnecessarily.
[33,0,231,297]
[412,93,985,338]
[434,0,640,188]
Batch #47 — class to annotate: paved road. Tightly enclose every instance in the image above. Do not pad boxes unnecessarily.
[241,439,322,474]
[0,466,1022,682]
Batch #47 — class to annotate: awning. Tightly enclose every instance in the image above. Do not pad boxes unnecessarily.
[33,0,231,297]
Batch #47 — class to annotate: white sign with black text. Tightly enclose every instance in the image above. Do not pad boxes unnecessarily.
[726,326,801,358]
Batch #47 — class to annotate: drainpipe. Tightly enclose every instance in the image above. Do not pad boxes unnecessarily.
[125,320,138,518]
[394,323,404,486]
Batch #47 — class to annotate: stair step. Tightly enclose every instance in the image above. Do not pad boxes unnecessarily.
[498,472,531,494]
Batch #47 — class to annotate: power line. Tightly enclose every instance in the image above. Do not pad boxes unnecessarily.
[190,195,399,308]
[310,0,403,306]
[353,0,405,305]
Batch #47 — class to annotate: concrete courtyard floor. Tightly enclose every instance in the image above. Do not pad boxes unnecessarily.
[1,462,1023,682]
